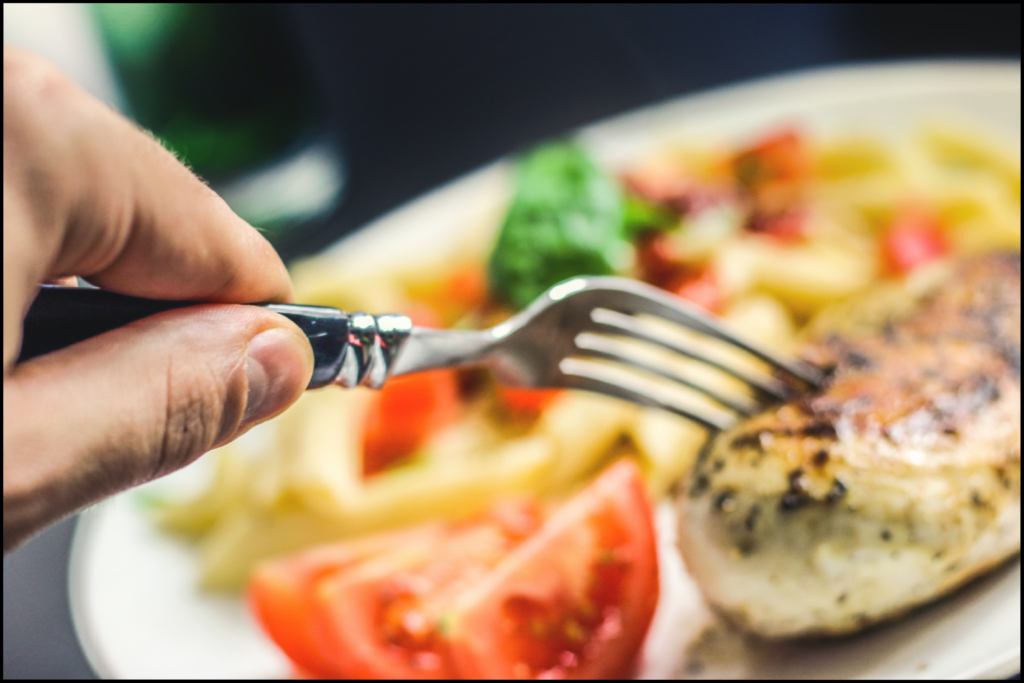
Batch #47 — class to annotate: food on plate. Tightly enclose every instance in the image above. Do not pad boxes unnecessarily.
[153,118,1019,634]
[488,143,632,309]
[676,252,1021,637]
[249,523,449,677]
[361,305,464,476]
[249,460,658,679]
[879,205,950,275]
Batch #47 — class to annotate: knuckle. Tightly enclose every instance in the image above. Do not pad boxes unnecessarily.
[213,262,242,297]
[154,353,233,478]
[4,48,100,248]
[4,47,79,110]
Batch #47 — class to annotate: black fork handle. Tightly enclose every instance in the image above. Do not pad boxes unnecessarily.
[16,286,351,389]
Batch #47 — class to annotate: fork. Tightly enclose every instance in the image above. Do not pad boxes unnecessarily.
[19,278,823,431]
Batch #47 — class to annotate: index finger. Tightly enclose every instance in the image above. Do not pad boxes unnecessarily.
[3,47,293,309]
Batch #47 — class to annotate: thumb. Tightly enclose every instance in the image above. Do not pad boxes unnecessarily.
[3,305,312,550]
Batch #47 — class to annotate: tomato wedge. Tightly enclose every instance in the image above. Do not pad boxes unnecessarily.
[445,267,489,316]
[733,127,811,190]
[361,298,462,476]
[746,208,806,243]
[498,386,564,416]
[248,525,445,677]
[250,462,658,680]
[361,369,461,475]
[312,501,545,679]
[445,460,659,679]
[635,233,726,314]
[881,206,950,275]
[670,266,726,315]
[635,231,683,288]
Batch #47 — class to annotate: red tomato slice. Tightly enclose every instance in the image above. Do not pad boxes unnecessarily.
[406,303,444,329]
[636,231,684,288]
[622,166,731,217]
[362,305,462,476]
[312,501,546,679]
[881,207,950,275]
[362,369,462,476]
[498,386,564,415]
[733,127,811,190]
[671,267,726,315]
[445,460,659,680]
[248,525,445,677]
[622,165,690,206]
[445,267,489,315]
[746,208,806,243]
[418,267,491,327]
[635,231,725,313]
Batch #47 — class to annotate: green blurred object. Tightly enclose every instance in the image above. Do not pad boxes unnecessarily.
[91,3,344,244]
[622,193,676,238]
[488,143,632,309]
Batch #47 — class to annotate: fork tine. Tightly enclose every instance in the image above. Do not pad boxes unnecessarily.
[580,278,825,387]
[558,358,735,431]
[573,333,760,416]
[587,308,791,400]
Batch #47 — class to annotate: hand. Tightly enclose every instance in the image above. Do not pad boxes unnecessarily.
[3,48,314,551]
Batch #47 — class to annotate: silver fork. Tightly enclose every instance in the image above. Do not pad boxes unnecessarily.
[391,277,823,430]
[20,277,823,430]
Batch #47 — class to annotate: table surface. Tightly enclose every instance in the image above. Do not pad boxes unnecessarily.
[3,4,1020,678]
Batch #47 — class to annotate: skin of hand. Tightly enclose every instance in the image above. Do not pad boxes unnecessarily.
[2,48,314,552]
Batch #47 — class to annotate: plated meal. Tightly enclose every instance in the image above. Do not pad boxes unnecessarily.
[69,62,1021,679]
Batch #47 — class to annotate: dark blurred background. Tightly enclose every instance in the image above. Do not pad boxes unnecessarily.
[3,3,1021,678]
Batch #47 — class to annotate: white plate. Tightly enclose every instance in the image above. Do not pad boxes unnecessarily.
[69,61,1022,679]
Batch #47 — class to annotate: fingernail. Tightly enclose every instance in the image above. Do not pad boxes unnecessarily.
[243,327,311,426]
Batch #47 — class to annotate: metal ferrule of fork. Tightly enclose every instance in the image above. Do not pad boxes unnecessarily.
[334,312,414,389]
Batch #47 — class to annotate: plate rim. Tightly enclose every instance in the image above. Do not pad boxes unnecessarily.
[69,57,1021,680]
[315,57,1020,263]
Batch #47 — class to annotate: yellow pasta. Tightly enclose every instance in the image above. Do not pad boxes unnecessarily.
[537,393,639,493]
[194,434,554,589]
[156,448,252,538]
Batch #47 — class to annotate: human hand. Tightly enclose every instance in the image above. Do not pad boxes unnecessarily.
[3,48,314,551]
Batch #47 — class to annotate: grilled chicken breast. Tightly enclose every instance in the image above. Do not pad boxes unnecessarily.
[676,252,1021,638]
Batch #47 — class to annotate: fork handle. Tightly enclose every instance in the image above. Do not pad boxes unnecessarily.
[17,286,351,389]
